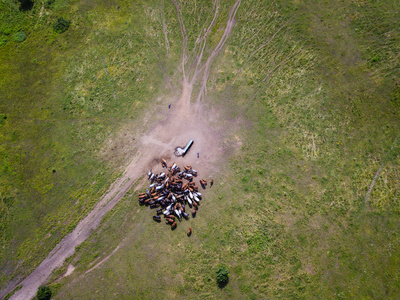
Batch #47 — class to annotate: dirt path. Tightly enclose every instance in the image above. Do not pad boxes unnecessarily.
[8,157,142,300]
[7,1,241,299]
[172,0,188,81]
[197,0,241,104]
[364,135,400,204]
[364,164,383,204]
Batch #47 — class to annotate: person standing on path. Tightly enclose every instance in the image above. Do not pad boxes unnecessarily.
[168,102,171,109]
[197,152,199,158]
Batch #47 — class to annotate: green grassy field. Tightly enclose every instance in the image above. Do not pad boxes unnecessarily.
[0,0,168,291]
[1,0,400,298]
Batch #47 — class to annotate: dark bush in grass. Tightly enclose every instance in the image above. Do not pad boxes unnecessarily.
[216,265,229,287]
[18,0,34,11]
[1,26,12,36]
[36,285,52,300]
[53,17,70,34]
[0,114,7,125]
[13,32,26,42]
[45,0,55,9]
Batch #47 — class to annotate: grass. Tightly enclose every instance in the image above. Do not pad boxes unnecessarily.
[0,0,167,290]
[2,0,400,298]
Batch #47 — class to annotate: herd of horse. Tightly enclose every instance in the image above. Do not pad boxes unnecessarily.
[138,158,212,234]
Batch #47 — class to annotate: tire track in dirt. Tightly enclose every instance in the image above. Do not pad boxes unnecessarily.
[364,164,383,204]
[172,0,188,81]
[364,135,400,205]
[196,0,241,104]
[190,0,220,82]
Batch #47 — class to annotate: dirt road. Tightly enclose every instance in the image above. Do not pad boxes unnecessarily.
[7,1,241,299]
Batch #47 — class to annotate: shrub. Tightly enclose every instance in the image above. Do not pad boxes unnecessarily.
[45,0,55,9]
[0,114,7,125]
[36,285,52,300]
[2,26,12,35]
[216,265,229,286]
[13,32,26,42]
[53,17,70,34]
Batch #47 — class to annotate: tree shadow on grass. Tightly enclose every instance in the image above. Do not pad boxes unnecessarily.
[218,278,229,289]
[18,0,34,11]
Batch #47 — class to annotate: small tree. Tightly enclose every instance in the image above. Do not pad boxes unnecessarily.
[216,265,229,287]
[13,32,26,42]
[53,17,71,34]
[0,114,7,125]
[36,285,52,300]
[44,0,55,9]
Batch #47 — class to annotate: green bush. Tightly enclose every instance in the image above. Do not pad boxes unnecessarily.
[1,26,12,35]
[45,0,55,9]
[0,114,7,125]
[13,32,26,42]
[53,17,70,34]
[36,285,52,300]
[216,265,229,286]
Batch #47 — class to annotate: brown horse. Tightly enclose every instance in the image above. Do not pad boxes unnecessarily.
[165,218,174,224]
[161,158,167,168]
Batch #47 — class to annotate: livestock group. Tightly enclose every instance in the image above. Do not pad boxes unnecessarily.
[138,158,212,234]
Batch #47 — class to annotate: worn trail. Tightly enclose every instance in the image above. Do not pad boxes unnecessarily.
[9,152,150,300]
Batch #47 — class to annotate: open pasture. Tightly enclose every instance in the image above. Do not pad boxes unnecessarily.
[1,0,399,299]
